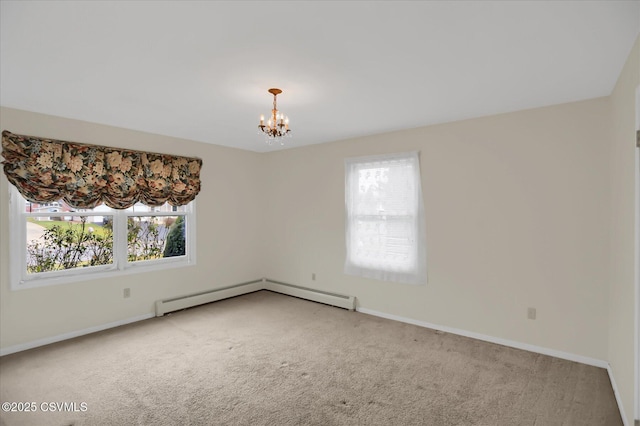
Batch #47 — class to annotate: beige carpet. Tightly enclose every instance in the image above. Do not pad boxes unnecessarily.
[0,290,621,425]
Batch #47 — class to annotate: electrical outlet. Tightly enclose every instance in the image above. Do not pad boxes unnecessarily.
[527,307,536,320]
[312,273,316,281]
[123,288,130,298]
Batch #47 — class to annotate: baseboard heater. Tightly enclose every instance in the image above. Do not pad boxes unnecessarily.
[263,279,356,311]
[155,278,356,316]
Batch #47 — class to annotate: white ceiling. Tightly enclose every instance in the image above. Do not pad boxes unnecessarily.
[1,1,639,153]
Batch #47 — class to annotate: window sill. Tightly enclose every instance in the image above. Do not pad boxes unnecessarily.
[12,257,196,291]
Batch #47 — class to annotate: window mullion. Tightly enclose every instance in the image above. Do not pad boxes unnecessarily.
[114,210,128,270]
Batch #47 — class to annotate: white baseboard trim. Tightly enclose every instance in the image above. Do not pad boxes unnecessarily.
[0,313,155,357]
[356,307,609,369]
[608,364,630,426]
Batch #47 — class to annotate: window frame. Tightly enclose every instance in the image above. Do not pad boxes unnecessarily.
[8,185,197,290]
[344,151,427,285]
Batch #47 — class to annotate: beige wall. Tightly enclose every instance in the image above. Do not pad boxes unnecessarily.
[261,97,612,361]
[1,98,614,360]
[608,35,639,424]
[0,107,265,349]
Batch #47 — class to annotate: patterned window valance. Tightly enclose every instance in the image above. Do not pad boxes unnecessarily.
[1,130,202,209]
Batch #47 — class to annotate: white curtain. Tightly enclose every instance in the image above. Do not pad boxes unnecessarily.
[344,151,427,285]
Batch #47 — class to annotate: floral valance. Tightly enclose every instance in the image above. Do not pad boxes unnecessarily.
[1,130,202,209]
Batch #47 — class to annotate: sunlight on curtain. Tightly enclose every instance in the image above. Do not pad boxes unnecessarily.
[344,151,427,285]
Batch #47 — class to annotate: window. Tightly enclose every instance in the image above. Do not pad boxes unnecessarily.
[9,186,196,289]
[344,151,426,284]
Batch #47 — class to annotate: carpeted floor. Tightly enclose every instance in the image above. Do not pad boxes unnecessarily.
[0,290,622,425]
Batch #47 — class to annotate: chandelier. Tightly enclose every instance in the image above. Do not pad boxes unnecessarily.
[258,88,291,144]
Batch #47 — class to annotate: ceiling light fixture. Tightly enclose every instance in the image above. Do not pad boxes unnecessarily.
[258,88,291,145]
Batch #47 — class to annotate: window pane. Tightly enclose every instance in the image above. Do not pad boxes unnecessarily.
[127,215,186,262]
[26,216,114,274]
[25,199,108,215]
[350,217,415,272]
[127,202,188,213]
[13,188,194,287]
[354,162,416,216]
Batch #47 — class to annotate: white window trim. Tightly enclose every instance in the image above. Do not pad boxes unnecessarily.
[8,185,197,290]
[344,151,427,285]
[634,85,639,422]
